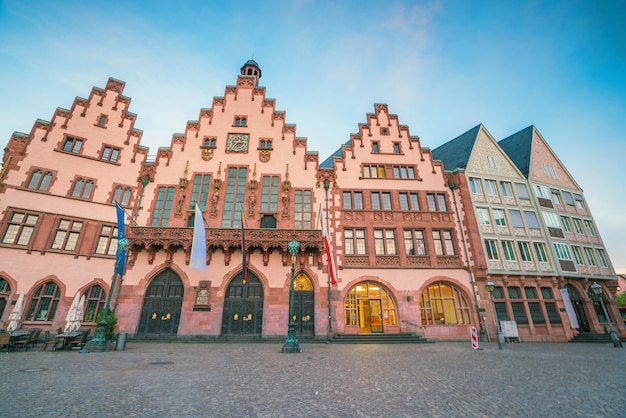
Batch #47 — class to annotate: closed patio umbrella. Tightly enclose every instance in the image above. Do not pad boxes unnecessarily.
[7,293,24,332]
[64,292,81,332]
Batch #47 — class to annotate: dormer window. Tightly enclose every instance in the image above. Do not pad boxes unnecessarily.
[234,116,247,127]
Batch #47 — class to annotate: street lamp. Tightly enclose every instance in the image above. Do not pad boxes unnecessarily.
[590,282,623,348]
[323,179,332,337]
[486,281,505,350]
[282,241,301,353]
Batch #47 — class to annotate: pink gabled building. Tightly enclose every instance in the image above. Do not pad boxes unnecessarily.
[1,60,619,343]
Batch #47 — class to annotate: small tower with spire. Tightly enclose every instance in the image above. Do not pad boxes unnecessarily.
[240,59,262,86]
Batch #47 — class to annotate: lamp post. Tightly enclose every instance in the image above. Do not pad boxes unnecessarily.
[324,179,332,337]
[282,240,301,353]
[486,281,505,350]
[590,282,623,348]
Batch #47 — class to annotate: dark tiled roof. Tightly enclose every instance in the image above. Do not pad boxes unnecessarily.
[320,145,344,168]
[431,124,481,170]
[498,125,534,178]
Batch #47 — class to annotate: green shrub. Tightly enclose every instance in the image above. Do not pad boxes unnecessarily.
[96,311,118,340]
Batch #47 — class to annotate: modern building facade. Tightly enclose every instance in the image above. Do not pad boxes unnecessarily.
[1,61,622,342]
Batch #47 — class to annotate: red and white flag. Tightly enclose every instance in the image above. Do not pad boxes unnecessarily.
[322,230,337,285]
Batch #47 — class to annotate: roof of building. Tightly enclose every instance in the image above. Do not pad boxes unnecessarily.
[430,124,481,170]
[498,125,534,178]
[320,141,349,168]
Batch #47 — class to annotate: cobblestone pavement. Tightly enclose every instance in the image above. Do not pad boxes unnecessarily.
[0,341,624,418]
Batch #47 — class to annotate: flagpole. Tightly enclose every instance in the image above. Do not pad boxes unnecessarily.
[324,179,332,338]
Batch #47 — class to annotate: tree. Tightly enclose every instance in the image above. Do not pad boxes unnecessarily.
[616,291,626,307]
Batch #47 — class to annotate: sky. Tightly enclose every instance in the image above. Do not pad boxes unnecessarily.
[1,0,625,273]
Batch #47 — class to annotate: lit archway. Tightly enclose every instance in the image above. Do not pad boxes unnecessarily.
[344,281,397,334]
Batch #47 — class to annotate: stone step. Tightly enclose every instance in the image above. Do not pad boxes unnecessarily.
[329,333,431,344]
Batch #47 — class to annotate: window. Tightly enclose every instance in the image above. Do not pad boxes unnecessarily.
[426,194,447,211]
[487,155,497,168]
[151,186,175,227]
[476,207,491,225]
[344,282,397,327]
[342,191,363,210]
[492,209,507,226]
[524,211,540,229]
[583,247,597,266]
[508,209,524,228]
[294,190,312,229]
[484,180,498,196]
[518,241,533,262]
[420,282,471,325]
[113,186,133,207]
[363,165,385,178]
[261,175,279,213]
[542,212,561,228]
[561,216,573,233]
[469,178,483,194]
[514,183,530,200]
[562,191,575,206]
[372,142,379,153]
[500,181,513,197]
[534,242,549,262]
[0,278,10,294]
[203,137,217,148]
[344,229,366,255]
[234,116,247,126]
[572,218,584,235]
[367,192,389,210]
[27,169,53,191]
[433,230,455,255]
[404,230,426,256]
[485,239,499,260]
[97,115,107,127]
[393,143,401,154]
[392,165,415,179]
[62,136,83,154]
[51,219,82,251]
[71,178,94,199]
[542,163,558,179]
[534,184,550,199]
[190,174,211,210]
[26,281,61,321]
[502,241,516,261]
[101,146,120,163]
[572,246,585,265]
[2,212,38,246]
[551,189,562,205]
[374,229,396,255]
[222,167,248,228]
[596,249,609,268]
[398,193,419,211]
[553,243,572,260]
[83,284,106,322]
[528,302,545,324]
[511,302,528,325]
[574,194,585,209]
[583,220,596,236]
[95,224,118,255]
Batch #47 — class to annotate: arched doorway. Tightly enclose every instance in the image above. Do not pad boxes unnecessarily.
[221,272,263,336]
[293,273,314,337]
[566,284,590,332]
[344,281,397,334]
[137,269,184,336]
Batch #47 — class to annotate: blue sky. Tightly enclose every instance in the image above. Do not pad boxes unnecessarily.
[1,1,625,273]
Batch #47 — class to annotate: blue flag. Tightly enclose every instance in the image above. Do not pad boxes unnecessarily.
[115,202,127,275]
[190,203,207,270]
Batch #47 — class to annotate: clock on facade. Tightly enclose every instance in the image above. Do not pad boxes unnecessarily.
[227,134,249,152]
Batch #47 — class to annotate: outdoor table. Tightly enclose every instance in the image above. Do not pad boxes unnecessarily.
[5,331,29,351]
[55,331,80,351]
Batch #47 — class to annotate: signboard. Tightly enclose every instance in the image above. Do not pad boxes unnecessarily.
[560,288,580,329]
[500,321,520,342]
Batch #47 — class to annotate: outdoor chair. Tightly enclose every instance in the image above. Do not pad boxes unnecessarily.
[70,329,90,350]
[12,330,33,351]
[40,330,58,352]
[27,328,41,349]
[0,332,12,353]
